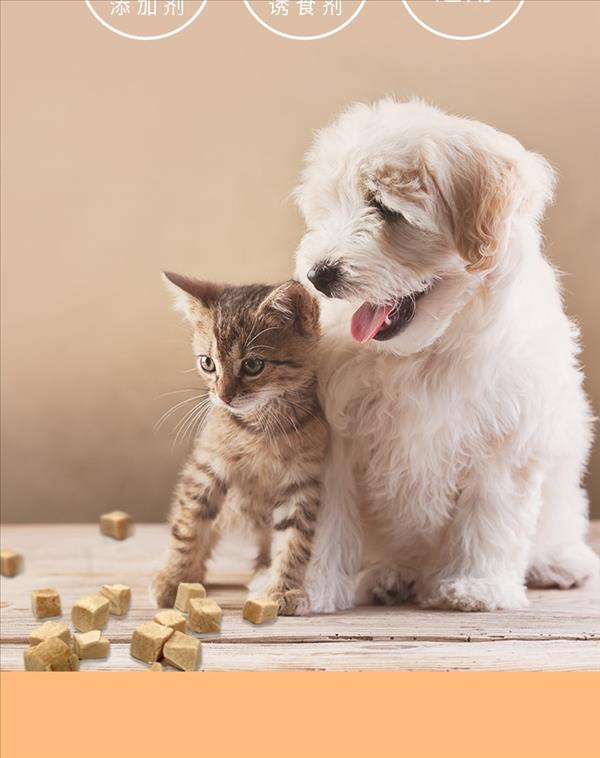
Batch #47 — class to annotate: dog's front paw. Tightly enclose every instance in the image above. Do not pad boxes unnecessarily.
[247,568,270,597]
[269,588,310,616]
[371,566,416,606]
[421,577,528,612]
[150,572,179,609]
[528,542,600,589]
[305,578,355,613]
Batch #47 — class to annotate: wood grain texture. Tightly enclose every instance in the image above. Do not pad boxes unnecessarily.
[1,523,599,671]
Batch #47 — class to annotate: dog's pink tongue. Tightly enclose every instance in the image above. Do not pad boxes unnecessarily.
[351,302,394,343]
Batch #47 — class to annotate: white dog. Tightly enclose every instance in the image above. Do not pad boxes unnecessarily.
[294,98,598,612]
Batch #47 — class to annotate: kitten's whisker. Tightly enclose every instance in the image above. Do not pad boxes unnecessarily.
[261,405,276,441]
[265,403,292,445]
[243,319,262,352]
[186,400,213,443]
[245,324,282,351]
[271,409,286,442]
[154,394,205,433]
[157,388,201,398]
[285,402,316,418]
[243,344,275,353]
[171,402,204,439]
[244,318,279,351]
[172,399,210,449]
[265,411,278,443]
[281,402,300,434]
[280,396,318,421]
[170,396,210,438]
[179,405,205,448]
[190,403,213,443]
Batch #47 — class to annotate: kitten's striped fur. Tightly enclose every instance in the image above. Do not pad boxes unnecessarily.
[152,274,327,615]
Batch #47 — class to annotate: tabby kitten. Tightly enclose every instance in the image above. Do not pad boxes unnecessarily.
[152,272,327,616]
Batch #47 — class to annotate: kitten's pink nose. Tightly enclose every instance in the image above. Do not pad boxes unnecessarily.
[219,393,234,405]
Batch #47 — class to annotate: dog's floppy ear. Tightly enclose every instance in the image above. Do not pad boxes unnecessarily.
[436,148,516,272]
[162,271,224,322]
[430,139,556,272]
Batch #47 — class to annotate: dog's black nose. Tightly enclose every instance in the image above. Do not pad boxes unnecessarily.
[307,262,339,297]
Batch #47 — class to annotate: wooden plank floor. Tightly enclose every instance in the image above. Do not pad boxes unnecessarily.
[1,523,599,671]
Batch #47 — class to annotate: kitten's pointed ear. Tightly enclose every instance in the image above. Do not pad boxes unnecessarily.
[162,271,223,321]
[259,280,320,335]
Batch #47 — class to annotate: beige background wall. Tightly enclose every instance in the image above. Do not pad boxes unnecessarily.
[2,0,599,522]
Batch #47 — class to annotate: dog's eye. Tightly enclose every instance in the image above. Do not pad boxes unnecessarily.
[368,196,404,222]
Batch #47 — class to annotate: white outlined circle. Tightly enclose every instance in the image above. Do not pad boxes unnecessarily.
[85,0,208,41]
[402,0,525,42]
[243,0,367,42]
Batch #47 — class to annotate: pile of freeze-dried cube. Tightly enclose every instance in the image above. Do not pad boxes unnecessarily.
[130,583,213,672]
[18,581,279,672]
[4,513,281,672]
[24,584,131,671]
[130,583,279,672]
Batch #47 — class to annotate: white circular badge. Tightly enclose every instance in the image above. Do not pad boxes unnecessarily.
[85,0,208,41]
[244,0,367,42]
[402,0,525,42]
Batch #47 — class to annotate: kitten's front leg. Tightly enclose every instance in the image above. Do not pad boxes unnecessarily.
[265,479,321,616]
[151,457,227,608]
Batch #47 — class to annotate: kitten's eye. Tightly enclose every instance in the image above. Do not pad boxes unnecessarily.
[368,196,404,221]
[241,357,265,377]
[198,355,216,373]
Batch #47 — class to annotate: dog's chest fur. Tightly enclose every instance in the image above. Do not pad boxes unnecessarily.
[320,339,514,552]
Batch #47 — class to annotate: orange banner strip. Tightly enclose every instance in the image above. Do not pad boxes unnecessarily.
[1,671,599,758]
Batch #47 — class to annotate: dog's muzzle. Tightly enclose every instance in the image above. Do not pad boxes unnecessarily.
[307,262,340,297]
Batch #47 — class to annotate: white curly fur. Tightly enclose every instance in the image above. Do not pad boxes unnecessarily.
[294,99,598,612]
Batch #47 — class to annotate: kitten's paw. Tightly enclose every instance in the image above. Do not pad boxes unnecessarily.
[269,588,310,616]
[420,577,528,612]
[150,572,178,609]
